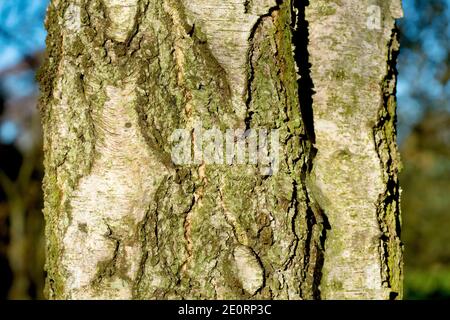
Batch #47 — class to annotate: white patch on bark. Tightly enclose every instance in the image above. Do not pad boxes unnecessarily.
[64,3,81,32]
[61,81,167,299]
[233,245,264,295]
[104,0,139,42]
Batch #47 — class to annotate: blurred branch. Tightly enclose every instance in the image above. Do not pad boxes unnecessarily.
[0,147,41,299]
[0,170,16,200]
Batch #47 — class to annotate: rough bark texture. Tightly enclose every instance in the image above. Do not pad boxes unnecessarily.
[38,0,403,299]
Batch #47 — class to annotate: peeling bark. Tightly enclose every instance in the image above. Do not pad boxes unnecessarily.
[38,0,403,299]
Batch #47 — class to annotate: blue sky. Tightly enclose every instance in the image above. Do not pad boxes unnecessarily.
[0,0,48,71]
[397,0,450,140]
[0,0,47,144]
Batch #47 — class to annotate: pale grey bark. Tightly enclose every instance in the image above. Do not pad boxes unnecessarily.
[38,0,403,299]
[305,0,403,299]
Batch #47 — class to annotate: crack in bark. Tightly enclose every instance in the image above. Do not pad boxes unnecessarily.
[372,25,403,300]
[292,0,315,144]
[93,223,121,285]
[180,163,207,275]
[290,0,328,300]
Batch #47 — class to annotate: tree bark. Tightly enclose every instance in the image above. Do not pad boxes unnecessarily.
[38,0,403,299]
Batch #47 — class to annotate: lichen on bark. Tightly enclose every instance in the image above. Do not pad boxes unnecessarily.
[38,0,325,299]
[38,0,403,300]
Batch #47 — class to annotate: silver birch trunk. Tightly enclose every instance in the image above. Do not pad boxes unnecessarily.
[38,0,403,299]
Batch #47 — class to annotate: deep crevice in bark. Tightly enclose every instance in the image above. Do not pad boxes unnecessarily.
[292,0,316,144]
[291,0,329,299]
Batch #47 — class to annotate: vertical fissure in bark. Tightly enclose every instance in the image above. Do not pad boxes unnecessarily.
[292,0,316,144]
[373,24,403,299]
[291,0,329,299]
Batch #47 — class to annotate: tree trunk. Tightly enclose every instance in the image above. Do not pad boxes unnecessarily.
[38,0,403,299]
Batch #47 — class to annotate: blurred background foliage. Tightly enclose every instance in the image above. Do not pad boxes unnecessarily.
[0,0,448,299]
[0,0,47,299]
[398,0,450,299]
